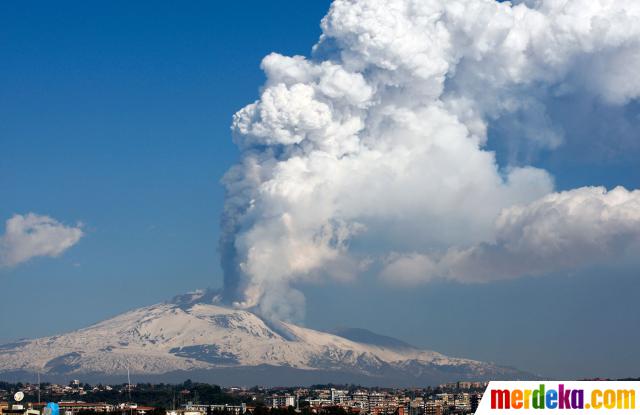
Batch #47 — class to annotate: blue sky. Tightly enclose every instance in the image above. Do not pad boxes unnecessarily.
[2,1,640,379]
[0,0,328,325]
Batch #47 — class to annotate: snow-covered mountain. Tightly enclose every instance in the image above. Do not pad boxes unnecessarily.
[0,291,532,385]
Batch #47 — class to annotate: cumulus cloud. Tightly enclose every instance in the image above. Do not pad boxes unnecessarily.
[0,213,84,267]
[220,0,640,320]
[381,187,640,284]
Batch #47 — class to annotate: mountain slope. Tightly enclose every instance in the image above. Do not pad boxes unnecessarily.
[331,328,415,350]
[0,293,532,385]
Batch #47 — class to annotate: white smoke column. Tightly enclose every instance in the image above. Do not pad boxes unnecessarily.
[221,0,640,320]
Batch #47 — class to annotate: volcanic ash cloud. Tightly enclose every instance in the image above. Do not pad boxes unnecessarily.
[220,0,640,321]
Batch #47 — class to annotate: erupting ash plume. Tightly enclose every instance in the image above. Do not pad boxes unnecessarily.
[220,0,640,321]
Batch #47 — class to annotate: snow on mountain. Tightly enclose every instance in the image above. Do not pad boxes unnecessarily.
[0,292,532,385]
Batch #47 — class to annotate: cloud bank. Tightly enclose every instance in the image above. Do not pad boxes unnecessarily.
[220,0,640,320]
[0,213,84,267]
[381,186,640,284]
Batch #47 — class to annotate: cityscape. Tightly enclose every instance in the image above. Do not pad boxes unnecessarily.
[0,380,489,415]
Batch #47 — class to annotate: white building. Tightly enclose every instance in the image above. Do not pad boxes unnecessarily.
[330,389,348,404]
[368,392,386,411]
[265,395,295,409]
[351,391,369,411]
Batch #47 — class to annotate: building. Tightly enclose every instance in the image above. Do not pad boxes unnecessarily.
[330,389,348,405]
[59,402,115,413]
[456,382,487,391]
[368,393,398,415]
[166,410,202,415]
[265,395,295,409]
[0,404,39,415]
[424,401,442,415]
[454,393,471,411]
[304,398,332,408]
[314,390,331,401]
[293,389,309,398]
[408,399,424,415]
[351,392,369,411]
[33,401,153,415]
[31,402,115,414]
[209,404,246,415]
[368,392,385,410]
[181,403,247,415]
[435,394,454,408]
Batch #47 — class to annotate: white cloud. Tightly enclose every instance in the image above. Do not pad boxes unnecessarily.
[0,213,84,267]
[221,0,640,320]
[381,186,640,284]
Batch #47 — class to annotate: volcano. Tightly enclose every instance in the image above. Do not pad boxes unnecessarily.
[0,291,533,386]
